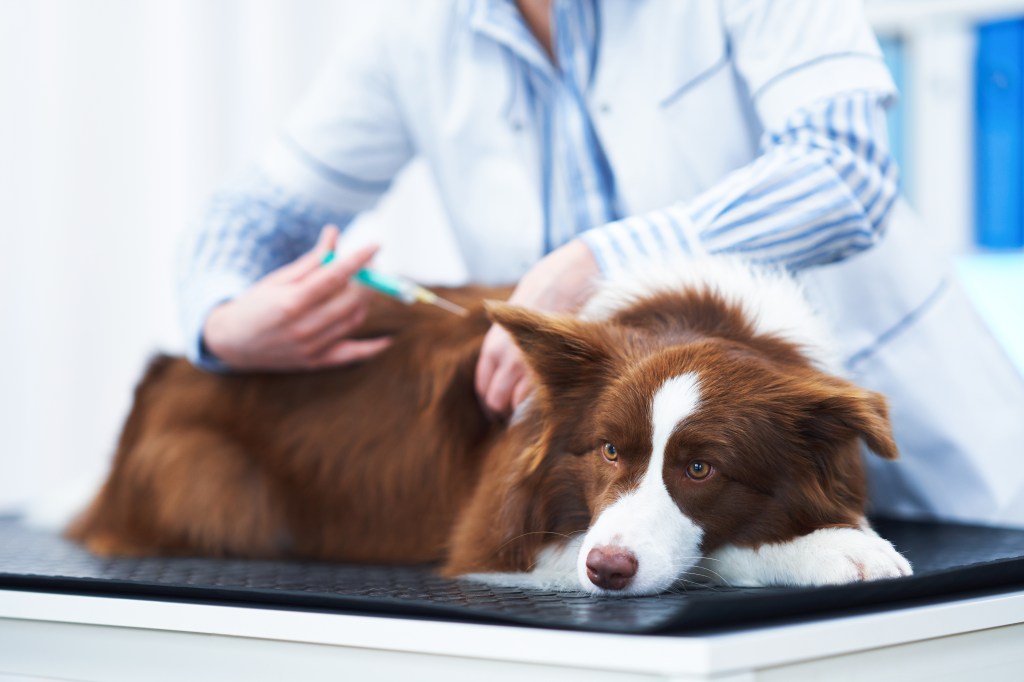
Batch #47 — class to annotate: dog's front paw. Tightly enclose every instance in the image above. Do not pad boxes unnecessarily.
[710,526,912,587]
[787,527,913,585]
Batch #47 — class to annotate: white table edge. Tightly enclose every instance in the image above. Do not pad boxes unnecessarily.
[1,588,1022,677]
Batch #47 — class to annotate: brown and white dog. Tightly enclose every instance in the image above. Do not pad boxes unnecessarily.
[69,259,911,595]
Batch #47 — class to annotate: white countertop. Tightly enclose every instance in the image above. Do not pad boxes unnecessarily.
[2,587,1024,681]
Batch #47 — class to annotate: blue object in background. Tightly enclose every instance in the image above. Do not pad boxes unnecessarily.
[878,35,909,203]
[975,20,1024,249]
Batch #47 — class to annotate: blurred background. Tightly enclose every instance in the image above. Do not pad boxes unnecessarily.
[0,0,1022,514]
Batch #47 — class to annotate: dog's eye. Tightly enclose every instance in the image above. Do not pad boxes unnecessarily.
[602,442,618,462]
[686,461,713,480]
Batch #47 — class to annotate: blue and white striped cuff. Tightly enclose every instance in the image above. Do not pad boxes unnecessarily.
[178,271,253,372]
[580,206,702,276]
[755,56,896,132]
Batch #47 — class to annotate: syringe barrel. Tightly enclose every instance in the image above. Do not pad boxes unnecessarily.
[353,269,418,304]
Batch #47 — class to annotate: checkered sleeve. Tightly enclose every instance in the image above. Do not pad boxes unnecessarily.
[176,172,359,370]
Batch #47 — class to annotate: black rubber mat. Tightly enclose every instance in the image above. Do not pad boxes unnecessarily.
[1,517,1023,633]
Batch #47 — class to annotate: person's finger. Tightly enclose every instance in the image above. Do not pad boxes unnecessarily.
[484,353,527,418]
[475,326,502,404]
[292,285,370,343]
[315,278,375,322]
[272,225,339,283]
[510,373,534,411]
[311,336,392,368]
[294,243,378,309]
[302,300,370,357]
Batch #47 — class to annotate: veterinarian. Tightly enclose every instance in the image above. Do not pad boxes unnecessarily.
[180,0,1024,527]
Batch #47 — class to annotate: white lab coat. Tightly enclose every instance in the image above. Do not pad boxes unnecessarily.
[260,0,1024,526]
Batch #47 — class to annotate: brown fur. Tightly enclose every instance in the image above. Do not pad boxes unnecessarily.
[68,283,897,577]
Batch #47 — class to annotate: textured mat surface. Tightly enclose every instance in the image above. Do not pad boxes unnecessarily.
[2,518,1023,633]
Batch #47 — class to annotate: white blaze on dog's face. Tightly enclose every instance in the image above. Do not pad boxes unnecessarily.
[576,373,704,596]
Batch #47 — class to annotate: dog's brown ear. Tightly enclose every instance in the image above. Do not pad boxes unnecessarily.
[802,380,899,460]
[485,301,613,395]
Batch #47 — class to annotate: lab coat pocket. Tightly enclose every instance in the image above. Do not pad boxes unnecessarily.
[657,58,759,192]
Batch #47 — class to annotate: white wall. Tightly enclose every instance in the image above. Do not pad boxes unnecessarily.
[0,0,455,513]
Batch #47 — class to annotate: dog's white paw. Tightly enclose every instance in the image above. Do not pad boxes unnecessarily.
[785,526,912,585]
[708,525,913,588]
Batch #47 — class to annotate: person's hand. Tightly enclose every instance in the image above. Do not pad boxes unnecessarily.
[475,239,600,418]
[203,225,391,370]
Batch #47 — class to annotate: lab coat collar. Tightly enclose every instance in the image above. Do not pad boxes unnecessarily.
[468,0,554,80]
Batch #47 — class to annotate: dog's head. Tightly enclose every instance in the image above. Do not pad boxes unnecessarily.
[488,300,897,595]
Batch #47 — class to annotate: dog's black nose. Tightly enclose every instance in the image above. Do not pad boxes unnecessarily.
[586,546,638,590]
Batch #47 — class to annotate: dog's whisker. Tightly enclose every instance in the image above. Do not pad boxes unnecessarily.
[684,566,731,586]
[491,530,581,557]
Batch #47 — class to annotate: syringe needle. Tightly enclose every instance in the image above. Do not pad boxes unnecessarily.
[430,296,470,317]
[418,290,469,317]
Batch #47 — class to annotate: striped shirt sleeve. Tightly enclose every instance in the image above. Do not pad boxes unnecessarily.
[580,90,899,276]
[176,172,358,370]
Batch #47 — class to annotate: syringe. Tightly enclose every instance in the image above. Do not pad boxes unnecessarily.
[322,251,469,317]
